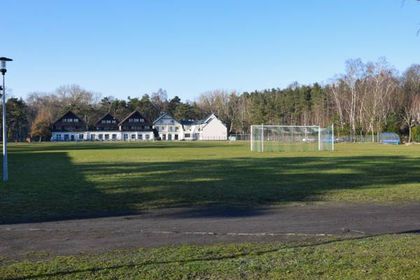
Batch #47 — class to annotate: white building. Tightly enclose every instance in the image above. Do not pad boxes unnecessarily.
[181,114,228,141]
[51,111,228,142]
[153,113,184,141]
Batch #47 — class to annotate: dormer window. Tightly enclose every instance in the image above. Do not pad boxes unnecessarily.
[63,118,78,123]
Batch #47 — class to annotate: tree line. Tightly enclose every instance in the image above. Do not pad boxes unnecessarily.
[2,58,420,142]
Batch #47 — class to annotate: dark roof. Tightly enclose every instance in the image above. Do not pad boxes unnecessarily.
[180,114,217,126]
[180,119,203,126]
[95,112,119,125]
[118,110,149,126]
[53,111,84,124]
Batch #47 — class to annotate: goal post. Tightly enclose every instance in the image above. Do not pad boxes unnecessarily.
[250,124,334,152]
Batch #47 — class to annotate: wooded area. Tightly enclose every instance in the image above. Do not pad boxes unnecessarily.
[2,58,420,142]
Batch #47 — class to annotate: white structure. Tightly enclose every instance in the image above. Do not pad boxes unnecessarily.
[250,124,334,152]
[153,113,184,141]
[51,111,228,142]
[181,114,228,141]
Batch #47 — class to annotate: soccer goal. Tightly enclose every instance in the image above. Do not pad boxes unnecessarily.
[250,125,334,152]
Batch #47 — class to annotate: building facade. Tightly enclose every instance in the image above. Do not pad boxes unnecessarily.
[181,114,228,141]
[51,111,227,142]
[51,110,154,142]
[153,113,185,141]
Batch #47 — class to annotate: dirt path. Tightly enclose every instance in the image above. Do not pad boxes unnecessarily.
[1,203,419,260]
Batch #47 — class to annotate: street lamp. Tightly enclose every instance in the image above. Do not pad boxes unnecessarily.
[0,57,12,182]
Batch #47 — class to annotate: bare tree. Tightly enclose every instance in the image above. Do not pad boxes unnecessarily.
[401,65,420,142]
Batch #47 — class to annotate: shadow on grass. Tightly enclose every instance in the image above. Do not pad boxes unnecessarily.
[9,141,226,153]
[1,147,419,224]
[0,234,393,280]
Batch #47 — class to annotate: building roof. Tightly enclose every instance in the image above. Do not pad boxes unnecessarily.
[180,114,218,126]
[95,112,119,126]
[53,110,84,124]
[118,110,149,126]
[153,112,180,125]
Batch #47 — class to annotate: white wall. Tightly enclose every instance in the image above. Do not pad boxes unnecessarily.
[153,115,184,140]
[200,117,228,140]
[51,131,154,141]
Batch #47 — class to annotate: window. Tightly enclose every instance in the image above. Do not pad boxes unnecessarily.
[124,134,128,140]
[138,134,143,140]
[131,134,136,139]
[105,134,110,140]
[64,134,69,141]
[56,134,62,140]
[185,133,191,138]
[112,120,116,123]
[90,134,95,141]
[79,134,84,140]
[98,134,103,140]
[112,134,117,140]
[145,134,150,140]
[74,119,79,123]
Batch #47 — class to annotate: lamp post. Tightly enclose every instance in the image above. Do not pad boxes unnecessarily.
[0,57,12,182]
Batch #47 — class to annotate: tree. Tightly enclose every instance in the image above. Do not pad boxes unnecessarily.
[167,96,182,116]
[401,64,420,142]
[30,110,52,141]
[5,98,29,141]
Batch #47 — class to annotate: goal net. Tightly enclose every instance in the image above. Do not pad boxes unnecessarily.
[250,125,334,152]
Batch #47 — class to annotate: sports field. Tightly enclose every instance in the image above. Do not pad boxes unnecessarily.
[1,142,419,223]
[1,142,419,279]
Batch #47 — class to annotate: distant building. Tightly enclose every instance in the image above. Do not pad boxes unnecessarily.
[153,113,184,140]
[118,111,154,141]
[51,110,227,142]
[89,113,120,141]
[51,110,154,142]
[181,114,228,141]
[51,111,87,141]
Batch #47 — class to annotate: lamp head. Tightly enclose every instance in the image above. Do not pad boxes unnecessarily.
[0,57,13,74]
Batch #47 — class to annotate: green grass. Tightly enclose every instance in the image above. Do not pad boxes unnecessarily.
[1,234,420,279]
[1,141,419,223]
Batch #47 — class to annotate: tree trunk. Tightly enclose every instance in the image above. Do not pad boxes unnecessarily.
[408,125,412,143]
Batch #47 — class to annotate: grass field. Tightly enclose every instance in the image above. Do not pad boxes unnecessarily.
[1,234,420,279]
[1,142,420,279]
[1,141,419,224]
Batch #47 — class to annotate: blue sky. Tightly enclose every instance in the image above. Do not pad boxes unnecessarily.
[2,0,419,101]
